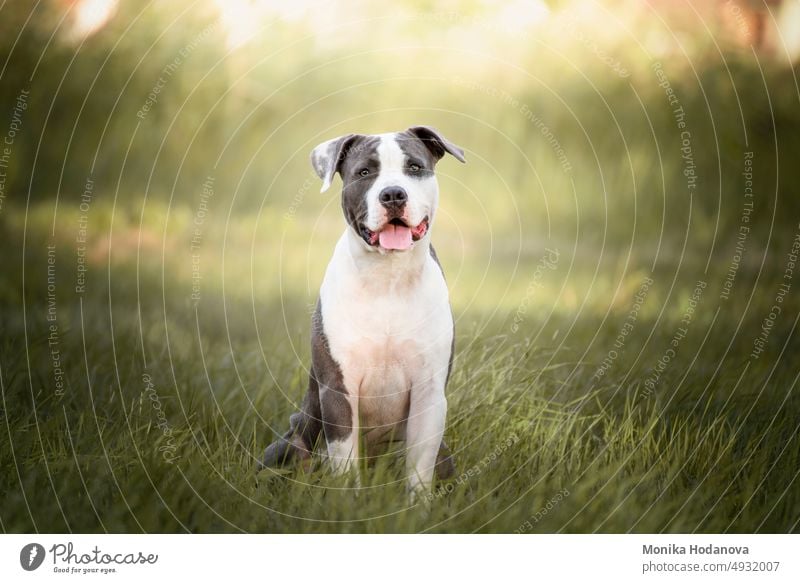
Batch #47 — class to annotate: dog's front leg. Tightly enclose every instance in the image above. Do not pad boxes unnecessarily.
[320,383,359,480]
[405,381,447,502]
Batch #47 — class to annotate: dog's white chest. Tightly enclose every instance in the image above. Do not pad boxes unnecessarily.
[319,234,453,437]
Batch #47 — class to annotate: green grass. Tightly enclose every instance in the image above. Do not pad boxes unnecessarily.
[1,207,798,533]
[2,0,800,534]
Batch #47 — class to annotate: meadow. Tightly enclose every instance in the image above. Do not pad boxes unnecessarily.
[1,0,799,533]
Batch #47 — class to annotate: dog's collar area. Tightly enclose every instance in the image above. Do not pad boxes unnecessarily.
[358,216,429,250]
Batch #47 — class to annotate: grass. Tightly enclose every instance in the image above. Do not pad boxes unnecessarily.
[1,203,798,533]
[2,0,800,534]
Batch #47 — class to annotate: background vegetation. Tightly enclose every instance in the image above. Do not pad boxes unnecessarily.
[1,0,799,532]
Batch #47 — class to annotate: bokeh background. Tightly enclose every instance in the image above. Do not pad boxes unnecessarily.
[1,0,799,533]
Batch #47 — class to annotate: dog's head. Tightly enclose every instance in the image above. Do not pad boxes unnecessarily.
[311,126,465,253]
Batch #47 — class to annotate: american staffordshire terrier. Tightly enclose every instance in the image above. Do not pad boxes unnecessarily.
[259,126,465,500]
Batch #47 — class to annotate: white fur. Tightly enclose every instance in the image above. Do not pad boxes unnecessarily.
[318,135,453,496]
[320,233,452,496]
[312,135,350,193]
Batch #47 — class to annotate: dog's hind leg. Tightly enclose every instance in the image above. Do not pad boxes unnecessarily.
[257,373,322,471]
[435,439,456,480]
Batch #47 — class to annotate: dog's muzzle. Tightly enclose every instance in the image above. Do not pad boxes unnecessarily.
[360,216,429,251]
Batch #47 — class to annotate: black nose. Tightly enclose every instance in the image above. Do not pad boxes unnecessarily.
[379,186,408,208]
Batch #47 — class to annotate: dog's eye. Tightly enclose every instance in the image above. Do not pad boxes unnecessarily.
[408,163,421,173]
[359,168,370,177]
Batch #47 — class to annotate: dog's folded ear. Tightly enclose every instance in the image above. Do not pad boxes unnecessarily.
[310,133,358,193]
[407,126,466,164]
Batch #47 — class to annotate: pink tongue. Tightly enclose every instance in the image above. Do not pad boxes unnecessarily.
[378,224,412,250]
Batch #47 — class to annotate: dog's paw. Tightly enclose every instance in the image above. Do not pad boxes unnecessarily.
[257,435,312,472]
[256,439,290,471]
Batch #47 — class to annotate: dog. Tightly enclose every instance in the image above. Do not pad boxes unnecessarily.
[258,126,465,500]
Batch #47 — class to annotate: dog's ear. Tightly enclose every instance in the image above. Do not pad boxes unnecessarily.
[310,134,358,193]
[407,126,466,164]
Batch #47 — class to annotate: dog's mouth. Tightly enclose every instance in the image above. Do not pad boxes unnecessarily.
[360,216,429,251]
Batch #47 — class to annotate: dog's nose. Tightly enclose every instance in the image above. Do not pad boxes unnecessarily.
[379,187,408,208]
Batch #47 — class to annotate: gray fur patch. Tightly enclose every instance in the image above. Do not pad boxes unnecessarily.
[402,126,466,165]
[258,300,347,468]
[338,135,381,241]
[436,440,457,480]
[430,244,455,386]
[310,300,353,443]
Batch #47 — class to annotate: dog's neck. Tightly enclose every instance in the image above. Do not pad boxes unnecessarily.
[343,226,431,285]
